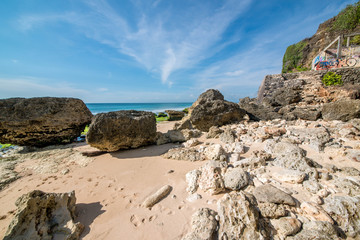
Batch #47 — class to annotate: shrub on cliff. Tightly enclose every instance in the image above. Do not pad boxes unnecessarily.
[332,1,360,31]
[282,40,307,73]
[322,72,343,86]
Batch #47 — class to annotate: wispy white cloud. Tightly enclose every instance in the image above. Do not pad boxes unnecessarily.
[17,0,252,86]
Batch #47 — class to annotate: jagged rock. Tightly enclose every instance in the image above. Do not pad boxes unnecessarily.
[4,190,84,240]
[258,203,287,219]
[272,169,306,184]
[300,201,334,223]
[303,180,323,194]
[238,97,281,121]
[288,221,340,240]
[157,128,202,145]
[142,185,172,208]
[0,97,92,147]
[163,147,204,161]
[183,139,201,148]
[206,126,223,139]
[289,127,330,152]
[0,161,19,190]
[204,144,226,161]
[264,126,286,137]
[289,106,322,121]
[271,88,302,106]
[86,110,156,152]
[182,208,218,240]
[198,161,226,195]
[223,167,249,191]
[323,195,360,238]
[271,217,302,238]
[224,142,246,154]
[190,100,246,132]
[332,178,360,197]
[165,110,185,121]
[341,167,360,176]
[253,184,296,206]
[322,99,360,121]
[233,150,270,169]
[219,127,236,143]
[186,170,202,194]
[272,141,315,171]
[217,192,268,239]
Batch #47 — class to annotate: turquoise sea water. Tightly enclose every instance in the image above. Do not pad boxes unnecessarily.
[86,103,193,114]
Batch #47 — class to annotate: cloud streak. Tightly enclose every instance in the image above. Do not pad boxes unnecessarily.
[17,0,252,85]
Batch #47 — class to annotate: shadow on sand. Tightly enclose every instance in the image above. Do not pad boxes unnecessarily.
[76,202,106,238]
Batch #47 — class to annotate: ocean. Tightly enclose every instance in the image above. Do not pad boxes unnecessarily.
[86,103,193,114]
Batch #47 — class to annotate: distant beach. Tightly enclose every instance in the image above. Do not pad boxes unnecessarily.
[86,103,192,114]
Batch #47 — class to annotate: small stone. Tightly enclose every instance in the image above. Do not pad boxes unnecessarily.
[186,193,202,202]
[253,184,296,206]
[272,217,302,237]
[223,167,249,191]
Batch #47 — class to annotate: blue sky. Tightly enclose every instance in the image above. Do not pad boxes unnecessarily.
[0,0,357,103]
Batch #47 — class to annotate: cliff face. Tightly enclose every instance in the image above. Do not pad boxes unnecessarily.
[282,1,360,73]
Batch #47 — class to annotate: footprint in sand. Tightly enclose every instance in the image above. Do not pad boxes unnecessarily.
[149,215,157,222]
[130,215,141,227]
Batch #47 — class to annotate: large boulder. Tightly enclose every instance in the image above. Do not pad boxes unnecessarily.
[0,97,92,147]
[86,110,156,152]
[165,110,185,121]
[322,99,360,121]
[4,190,84,240]
[238,97,281,121]
[190,100,246,132]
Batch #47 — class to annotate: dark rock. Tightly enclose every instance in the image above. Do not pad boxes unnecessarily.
[86,110,156,152]
[322,99,360,121]
[4,190,84,240]
[165,110,185,121]
[288,106,322,121]
[271,88,302,106]
[0,97,92,147]
[190,100,246,132]
[238,97,281,121]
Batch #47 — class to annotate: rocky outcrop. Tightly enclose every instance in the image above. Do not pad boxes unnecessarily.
[322,99,360,121]
[190,100,246,132]
[238,97,281,121]
[4,190,83,240]
[0,97,92,147]
[165,110,185,121]
[86,110,157,152]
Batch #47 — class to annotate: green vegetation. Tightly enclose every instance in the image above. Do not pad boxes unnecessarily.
[157,112,167,118]
[332,1,360,31]
[350,35,360,45]
[156,116,169,122]
[282,40,308,73]
[182,108,189,114]
[0,143,12,149]
[81,125,89,135]
[322,72,343,86]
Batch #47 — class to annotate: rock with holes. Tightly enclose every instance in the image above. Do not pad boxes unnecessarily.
[258,203,287,219]
[253,184,296,206]
[4,190,84,240]
[223,167,249,191]
[182,208,218,240]
[198,161,226,195]
[287,221,340,240]
[87,110,156,152]
[0,97,92,147]
[186,170,202,194]
[271,217,302,238]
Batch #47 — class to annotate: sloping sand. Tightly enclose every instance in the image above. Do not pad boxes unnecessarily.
[0,121,220,239]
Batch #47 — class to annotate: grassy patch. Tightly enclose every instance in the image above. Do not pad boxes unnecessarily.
[282,40,308,73]
[156,116,169,122]
[322,72,343,86]
[81,125,89,135]
[0,143,12,149]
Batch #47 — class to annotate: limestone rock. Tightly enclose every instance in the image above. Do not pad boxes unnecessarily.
[182,208,218,240]
[258,203,287,219]
[0,97,92,147]
[165,110,185,121]
[223,167,249,191]
[219,127,237,143]
[142,185,172,208]
[206,126,223,139]
[238,97,281,121]
[190,100,246,132]
[204,144,226,161]
[322,99,360,121]
[4,190,84,240]
[217,192,268,239]
[341,166,360,176]
[163,147,204,161]
[271,217,302,237]
[198,161,226,195]
[253,184,296,206]
[323,195,360,238]
[186,170,202,194]
[288,221,340,240]
[273,169,306,184]
[303,180,323,194]
[332,178,360,196]
[86,110,156,152]
[233,150,270,170]
[300,201,334,223]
